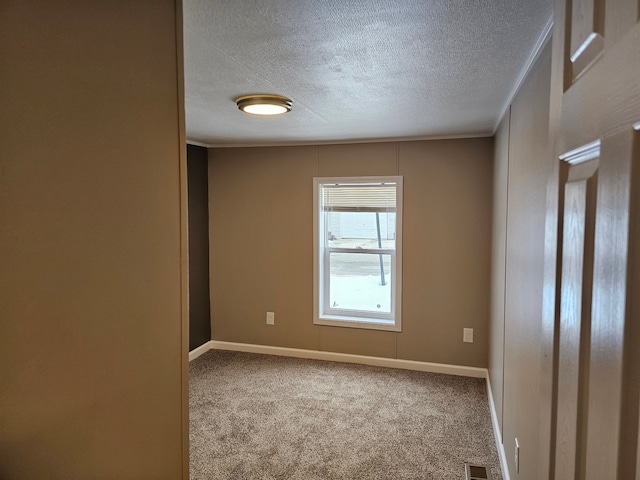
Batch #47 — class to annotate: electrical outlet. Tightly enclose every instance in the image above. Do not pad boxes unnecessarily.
[266,312,275,325]
[463,328,474,343]
[514,438,520,473]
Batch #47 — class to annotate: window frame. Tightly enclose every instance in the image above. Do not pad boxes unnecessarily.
[313,176,403,332]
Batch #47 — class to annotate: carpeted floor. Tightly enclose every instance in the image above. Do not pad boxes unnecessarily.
[190,350,502,480]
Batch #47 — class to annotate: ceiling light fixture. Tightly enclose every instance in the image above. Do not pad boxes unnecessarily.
[235,94,292,116]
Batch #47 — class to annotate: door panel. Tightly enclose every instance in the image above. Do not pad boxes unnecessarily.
[560,23,640,151]
[569,0,605,80]
[543,0,640,479]
[554,158,598,480]
[605,0,639,46]
[584,129,635,479]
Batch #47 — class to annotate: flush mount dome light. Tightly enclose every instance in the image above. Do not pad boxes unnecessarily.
[235,94,292,115]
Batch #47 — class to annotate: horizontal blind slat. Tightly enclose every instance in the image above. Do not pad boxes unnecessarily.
[322,184,396,209]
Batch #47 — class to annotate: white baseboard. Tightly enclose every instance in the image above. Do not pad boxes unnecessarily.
[189,341,215,362]
[204,340,487,378]
[486,374,510,480]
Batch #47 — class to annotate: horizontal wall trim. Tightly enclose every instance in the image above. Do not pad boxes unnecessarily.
[487,373,510,480]
[195,340,487,378]
[186,132,492,149]
[189,341,215,361]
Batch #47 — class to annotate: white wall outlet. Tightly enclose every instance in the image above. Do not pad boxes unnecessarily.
[514,437,520,473]
[463,328,474,343]
[266,312,275,325]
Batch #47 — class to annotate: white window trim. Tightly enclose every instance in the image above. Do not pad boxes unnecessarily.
[313,176,403,332]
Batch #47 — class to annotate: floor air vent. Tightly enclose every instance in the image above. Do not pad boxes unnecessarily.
[464,463,492,480]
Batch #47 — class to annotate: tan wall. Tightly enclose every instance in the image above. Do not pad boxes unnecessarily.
[488,42,552,479]
[209,138,493,367]
[0,2,187,479]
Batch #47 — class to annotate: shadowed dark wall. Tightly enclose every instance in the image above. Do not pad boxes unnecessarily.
[188,144,211,350]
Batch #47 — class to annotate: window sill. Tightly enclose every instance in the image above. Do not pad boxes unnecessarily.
[314,315,401,332]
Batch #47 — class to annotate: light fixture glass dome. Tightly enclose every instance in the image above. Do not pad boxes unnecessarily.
[235,95,292,116]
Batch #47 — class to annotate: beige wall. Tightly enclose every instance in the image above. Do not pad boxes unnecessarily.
[0,2,187,479]
[488,42,552,480]
[209,138,493,367]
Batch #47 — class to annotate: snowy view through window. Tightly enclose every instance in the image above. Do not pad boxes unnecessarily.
[327,212,395,314]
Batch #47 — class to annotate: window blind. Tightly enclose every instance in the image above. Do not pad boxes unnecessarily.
[321,183,396,212]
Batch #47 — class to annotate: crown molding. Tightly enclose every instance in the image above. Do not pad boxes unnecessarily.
[494,15,553,133]
[188,132,493,150]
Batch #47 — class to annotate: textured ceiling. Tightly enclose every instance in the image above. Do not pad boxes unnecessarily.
[184,0,552,147]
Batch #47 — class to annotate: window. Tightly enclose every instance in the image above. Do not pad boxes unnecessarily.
[313,176,403,331]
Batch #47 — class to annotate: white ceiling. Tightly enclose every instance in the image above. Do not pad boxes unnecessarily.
[184,0,552,147]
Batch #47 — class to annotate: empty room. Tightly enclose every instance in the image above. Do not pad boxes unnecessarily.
[2,1,639,479]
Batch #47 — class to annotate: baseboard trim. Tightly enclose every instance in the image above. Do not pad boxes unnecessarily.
[189,341,215,362]
[205,340,486,378]
[486,374,510,480]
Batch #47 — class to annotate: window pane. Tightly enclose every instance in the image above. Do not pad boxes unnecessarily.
[326,211,396,250]
[329,252,392,314]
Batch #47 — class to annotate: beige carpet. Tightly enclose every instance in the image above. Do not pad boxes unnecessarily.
[190,350,502,480]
